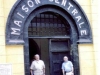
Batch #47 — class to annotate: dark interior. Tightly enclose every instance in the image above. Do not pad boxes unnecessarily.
[29,39,40,64]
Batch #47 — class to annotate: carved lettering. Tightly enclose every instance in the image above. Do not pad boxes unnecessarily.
[72,9,78,16]
[27,0,34,7]
[61,0,67,6]
[81,30,87,35]
[22,5,29,12]
[67,2,73,10]
[17,12,25,18]
[7,0,91,44]
[49,0,53,2]
[55,0,59,4]
[35,0,41,4]
[14,20,22,27]
[75,16,82,22]
[79,22,84,28]
[11,28,20,35]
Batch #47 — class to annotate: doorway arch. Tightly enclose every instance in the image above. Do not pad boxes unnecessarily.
[6,0,92,44]
[23,6,79,75]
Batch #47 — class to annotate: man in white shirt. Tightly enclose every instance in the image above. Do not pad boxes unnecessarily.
[62,56,74,75]
[30,54,45,75]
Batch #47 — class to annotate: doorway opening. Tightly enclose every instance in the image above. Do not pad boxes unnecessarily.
[29,38,50,75]
[29,38,71,75]
[27,12,77,75]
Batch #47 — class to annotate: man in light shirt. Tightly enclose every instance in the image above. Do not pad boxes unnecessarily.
[62,56,74,75]
[30,54,45,75]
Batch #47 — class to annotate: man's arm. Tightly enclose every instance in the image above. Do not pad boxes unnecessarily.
[62,69,65,75]
[43,67,45,75]
[71,67,74,73]
[42,61,45,75]
[62,63,65,75]
[30,61,34,75]
[70,61,74,73]
[30,69,33,75]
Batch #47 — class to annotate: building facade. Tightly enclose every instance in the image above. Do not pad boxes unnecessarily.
[0,0,100,75]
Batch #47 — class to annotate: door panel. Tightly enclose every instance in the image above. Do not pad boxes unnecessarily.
[49,39,71,75]
[51,41,69,51]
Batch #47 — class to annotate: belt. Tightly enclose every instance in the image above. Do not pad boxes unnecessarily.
[66,71,72,73]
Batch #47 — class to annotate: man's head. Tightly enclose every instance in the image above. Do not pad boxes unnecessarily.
[34,54,40,61]
[63,56,68,62]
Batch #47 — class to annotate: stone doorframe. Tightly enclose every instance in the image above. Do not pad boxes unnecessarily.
[23,6,79,75]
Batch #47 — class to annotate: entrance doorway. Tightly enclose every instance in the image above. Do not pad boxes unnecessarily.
[29,38,50,75]
[27,12,76,75]
[29,38,70,75]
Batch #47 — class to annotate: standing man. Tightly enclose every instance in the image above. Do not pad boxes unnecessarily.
[62,56,74,75]
[30,54,45,75]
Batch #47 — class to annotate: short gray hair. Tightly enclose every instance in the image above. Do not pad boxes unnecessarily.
[63,56,68,59]
[35,54,39,57]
